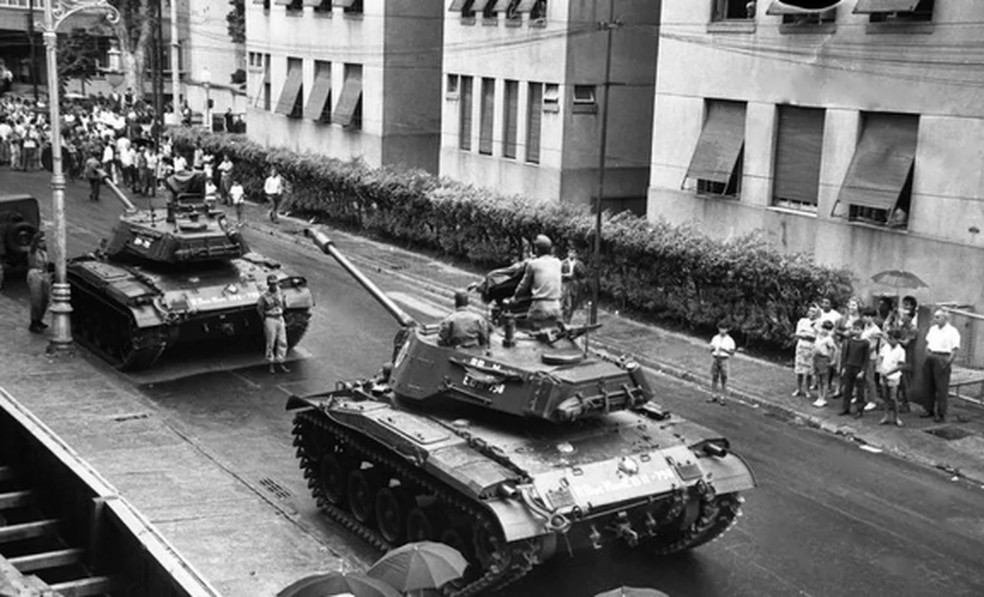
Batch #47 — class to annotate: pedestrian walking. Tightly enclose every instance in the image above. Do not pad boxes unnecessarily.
[263,167,284,223]
[229,179,245,224]
[708,321,736,404]
[920,309,960,423]
[839,319,869,417]
[878,331,906,427]
[812,320,837,407]
[257,274,290,374]
[560,247,585,324]
[792,304,819,397]
[26,231,51,333]
[83,152,103,201]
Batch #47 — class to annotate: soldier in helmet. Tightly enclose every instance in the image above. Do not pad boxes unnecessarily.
[512,234,563,326]
[257,274,290,373]
[438,290,489,348]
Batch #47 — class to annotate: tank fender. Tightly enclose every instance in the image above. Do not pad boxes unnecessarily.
[484,498,549,543]
[697,450,756,495]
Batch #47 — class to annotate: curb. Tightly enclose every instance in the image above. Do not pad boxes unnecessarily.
[247,211,984,488]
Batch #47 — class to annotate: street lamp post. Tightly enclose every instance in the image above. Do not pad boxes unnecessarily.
[39,0,120,357]
[201,66,211,131]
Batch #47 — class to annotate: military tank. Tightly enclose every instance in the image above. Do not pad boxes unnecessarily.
[67,173,313,370]
[288,229,755,595]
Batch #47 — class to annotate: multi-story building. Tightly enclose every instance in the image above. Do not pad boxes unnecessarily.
[440,0,660,211]
[648,0,984,310]
[245,0,443,173]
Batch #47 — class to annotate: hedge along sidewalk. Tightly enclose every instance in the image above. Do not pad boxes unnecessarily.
[238,198,984,487]
[174,129,853,350]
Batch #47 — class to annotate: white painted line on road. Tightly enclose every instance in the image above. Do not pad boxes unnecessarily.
[388,291,447,319]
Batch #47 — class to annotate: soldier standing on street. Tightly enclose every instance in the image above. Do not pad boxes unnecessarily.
[257,274,290,374]
[27,231,51,334]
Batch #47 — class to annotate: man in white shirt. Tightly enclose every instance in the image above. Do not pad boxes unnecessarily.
[921,309,960,422]
[263,167,284,223]
[709,322,736,404]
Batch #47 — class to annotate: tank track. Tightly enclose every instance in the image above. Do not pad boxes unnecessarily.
[648,487,743,555]
[292,408,538,596]
[69,274,168,370]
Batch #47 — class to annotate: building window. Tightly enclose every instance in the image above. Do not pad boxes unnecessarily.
[856,0,934,23]
[686,100,746,199]
[494,0,520,21]
[446,74,460,99]
[281,0,303,12]
[334,0,362,14]
[479,78,495,156]
[712,0,756,20]
[572,85,596,114]
[503,80,518,159]
[527,82,542,164]
[772,105,825,211]
[836,112,918,230]
[304,61,333,122]
[275,57,304,119]
[543,83,559,112]
[767,1,837,27]
[530,0,547,22]
[261,54,271,111]
[314,0,332,14]
[252,0,272,10]
[332,64,363,129]
[459,76,473,151]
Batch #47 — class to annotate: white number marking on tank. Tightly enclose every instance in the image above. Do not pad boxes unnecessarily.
[462,374,505,394]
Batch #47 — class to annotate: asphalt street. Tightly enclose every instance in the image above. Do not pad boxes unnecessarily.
[3,171,984,597]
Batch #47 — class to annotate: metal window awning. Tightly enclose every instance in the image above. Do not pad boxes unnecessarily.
[333,0,356,7]
[766,1,843,15]
[274,65,304,116]
[492,0,514,11]
[854,0,921,13]
[252,0,266,5]
[332,71,363,127]
[471,0,491,11]
[303,68,333,121]
[685,101,745,184]
[274,0,293,6]
[834,114,917,211]
[515,0,538,13]
[303,0,323,7]
[449,0,469,11]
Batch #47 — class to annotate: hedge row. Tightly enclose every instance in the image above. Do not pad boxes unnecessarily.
[173,128,854,348]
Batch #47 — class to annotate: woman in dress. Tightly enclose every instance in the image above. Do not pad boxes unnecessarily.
[792,303,820,397]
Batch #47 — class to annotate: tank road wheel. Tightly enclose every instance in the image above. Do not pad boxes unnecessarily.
[375,487,413,544]
[471,519,506,571]
[318,454,351,507]
[439,526,474,563]
[347,468,382,525]
[650,493,743,555]
[406,506,440,542]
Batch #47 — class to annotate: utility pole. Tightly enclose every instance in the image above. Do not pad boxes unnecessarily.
[590,0,619,326]
[154,0,164,149]
[28,0,38,103]
[170,0,181,124]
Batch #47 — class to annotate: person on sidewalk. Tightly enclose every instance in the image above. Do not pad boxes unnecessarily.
[83,152,103,202]
[257,274,290,374]
[860,307,883,413]
[229,179,245,224]
[818,297,842,396]
[263,167,284,224]
[878,331,906,427]
[512,234,562,327]
[812,320,837,407]
[560,246,586,324]
[217,154,234,204]
[26,231,51,334]
[921,309,960,423]
[708,321,736,404]
[438,290,489,349]
[792,304,819,397]
[840,319,869,417]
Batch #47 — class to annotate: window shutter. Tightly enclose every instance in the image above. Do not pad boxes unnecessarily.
[837,113,918,210]
[459,77,473,151]
[479,78,495,155]
[503,80,518,159]
[526,83,542,164]
[773,106,825,205]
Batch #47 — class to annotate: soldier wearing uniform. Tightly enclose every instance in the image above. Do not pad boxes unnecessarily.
[512,234,563,326]
[257,274,290,373]
[27,231,51,334]
[438,290,489,348]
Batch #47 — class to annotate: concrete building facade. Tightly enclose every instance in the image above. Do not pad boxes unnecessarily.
[245,0,443,173]
[439,0,660,212]
[647,0,984,312]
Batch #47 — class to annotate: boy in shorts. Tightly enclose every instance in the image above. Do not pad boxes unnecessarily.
[812,320,837,407]
[878,331,906,426]
[708,321,736,404]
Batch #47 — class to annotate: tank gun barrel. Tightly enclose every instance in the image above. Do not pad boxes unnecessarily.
[100,175,137,213]
[305,228,416,328]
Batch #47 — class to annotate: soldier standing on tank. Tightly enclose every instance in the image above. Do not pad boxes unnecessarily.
[512,234,563,327]
[26,231,51,334]
[257,274,290,374]
[438,290,489,348]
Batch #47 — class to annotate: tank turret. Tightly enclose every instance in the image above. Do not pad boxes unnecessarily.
[288,230,756,595]
[65,176,313,370]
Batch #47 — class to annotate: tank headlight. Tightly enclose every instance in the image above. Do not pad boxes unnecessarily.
[225,284,239,295]
[556,442,575,455]
[618,457,639,476]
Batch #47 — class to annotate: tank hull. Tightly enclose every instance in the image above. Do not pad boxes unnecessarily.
[67,255,313,370]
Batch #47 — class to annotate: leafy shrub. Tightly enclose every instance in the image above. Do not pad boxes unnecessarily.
[173,128,854,348]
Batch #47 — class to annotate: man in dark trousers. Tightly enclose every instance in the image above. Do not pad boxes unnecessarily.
[921,309,960,422]
[83,152,103,202]
[438,290,489,348]
[839,319,869,417]
[257,274,290,374]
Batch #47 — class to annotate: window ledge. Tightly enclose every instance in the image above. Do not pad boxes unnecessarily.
[313,10,332,17]
[697,192,740,201]
[482,17,498,26]
[460,16,477,25]
[285,10,303,17]
[767,205,818,217]
[571,103,598,114]
[529,18,547,28]
[542,103,560,113]
[865,21,934,35]
[505,18,522,28]
[343,12,364,20]
[779,23,836,35]
[847,219,909,234]
[706,20,756,34]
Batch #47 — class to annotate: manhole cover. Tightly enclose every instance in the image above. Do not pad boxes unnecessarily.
[258,477,293,500]
[924,426,973,441]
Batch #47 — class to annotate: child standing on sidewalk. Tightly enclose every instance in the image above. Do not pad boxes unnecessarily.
[229,179,245,225]
[812,320,836,408]
[708,321,736,404]
[878,331,906,427]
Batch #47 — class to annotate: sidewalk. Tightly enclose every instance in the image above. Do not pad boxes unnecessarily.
[0,288,341,595]
[241,200,984,487]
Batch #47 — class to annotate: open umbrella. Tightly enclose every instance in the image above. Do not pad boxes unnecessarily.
[594,588,669,597]
[277,572,400,597]
[366,541,468,592]
[871,269,929,291]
